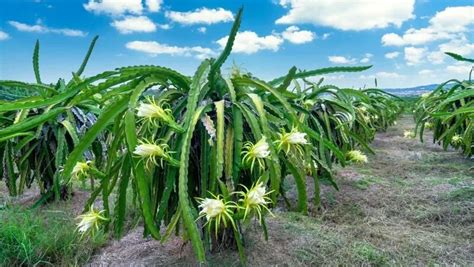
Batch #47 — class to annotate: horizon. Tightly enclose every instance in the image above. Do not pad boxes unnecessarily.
[0,0,473,88]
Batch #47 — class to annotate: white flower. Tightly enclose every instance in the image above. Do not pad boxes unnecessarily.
[136,99,172,123]
[72,161,90,179]
[403,130,415,139]
[136,97,183,132]
[238,181,274,221]
[347,150,368,164]
[196,194,237,233]
[76,204,107,236]
[134,143,166,158]
[275,128,308,155]
[243,137,271,171]
[198,198,226,220]
[246,182,267,206]
[287,131,309,145]
[451,134,463,145]
[133,140,178,167]
[253,137,270,158]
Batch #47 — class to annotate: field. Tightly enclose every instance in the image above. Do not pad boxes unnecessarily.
[2,115,472,266]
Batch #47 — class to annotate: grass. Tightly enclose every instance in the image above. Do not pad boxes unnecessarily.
[446,187,474,201]
[353,176,384,190]
[0,206,107,266]
[352,242,388,266]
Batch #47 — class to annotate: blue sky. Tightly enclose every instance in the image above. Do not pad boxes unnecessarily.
[0,0,472,88]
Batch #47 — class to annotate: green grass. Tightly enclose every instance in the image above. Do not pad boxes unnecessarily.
[0,206,107,266]
[353,242,388,266]
[353,176,384,190]
[446,187,474,201]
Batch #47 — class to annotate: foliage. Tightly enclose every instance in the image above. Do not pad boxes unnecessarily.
[0,8,402,263]
[414,52,473,157]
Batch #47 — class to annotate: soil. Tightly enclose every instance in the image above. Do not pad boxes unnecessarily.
[88,115,474,266]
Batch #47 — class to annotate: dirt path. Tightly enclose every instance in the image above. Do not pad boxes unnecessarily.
[90,115,473,266]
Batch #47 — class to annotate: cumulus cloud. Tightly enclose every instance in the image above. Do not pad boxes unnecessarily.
[446,62,472,75]
[145,0,161,12]
[404,46,427,65]
[8,21,87,37]
[197,27,207,33]
[276,0,415,31]
[382,6,474,46]
[84,0,143,16]
[359,53,373,63]
[111,16,156,34]
[217,31,283,54]
[328,56,356,64]
[385,51,400,59]
[427,37,474,65]
[126,41,216,59]
[281,26,315,44]
[166,8,234,25]
[0,30,9,40]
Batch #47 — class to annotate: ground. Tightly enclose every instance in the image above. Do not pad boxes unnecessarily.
[1,115,473,266]
[89,115,473,266]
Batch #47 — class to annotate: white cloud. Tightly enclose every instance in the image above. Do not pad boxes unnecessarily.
[0,30,9,40]
[360,71,403,79]
[126,41,216,59]
[166,8,234,25]
[427,37,474,65]
[111,16,156,34]
[404,46,426,65]
[281,26,315,44]
[328,56,356,64]
[381,33,405,46]
[217,31,283,54]
[382,6,474,46]
[438,37,474,56]
[276,0,415,31]
[418,69,433,75]
[145,0,161,12]
[359,53,373,63]
[198,27,207,33]
[446,62,472,75]
[385,51,400,59]
[84,0,143,16]
[324,74,346,80]
[8,21,87,37]
[9,21,46,32]
[427,51,445,64]
[157,24,171,30]
[377,71,403,78]
[321,33,331,40]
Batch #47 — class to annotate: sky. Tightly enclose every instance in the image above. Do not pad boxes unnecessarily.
[0,0,473,88]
